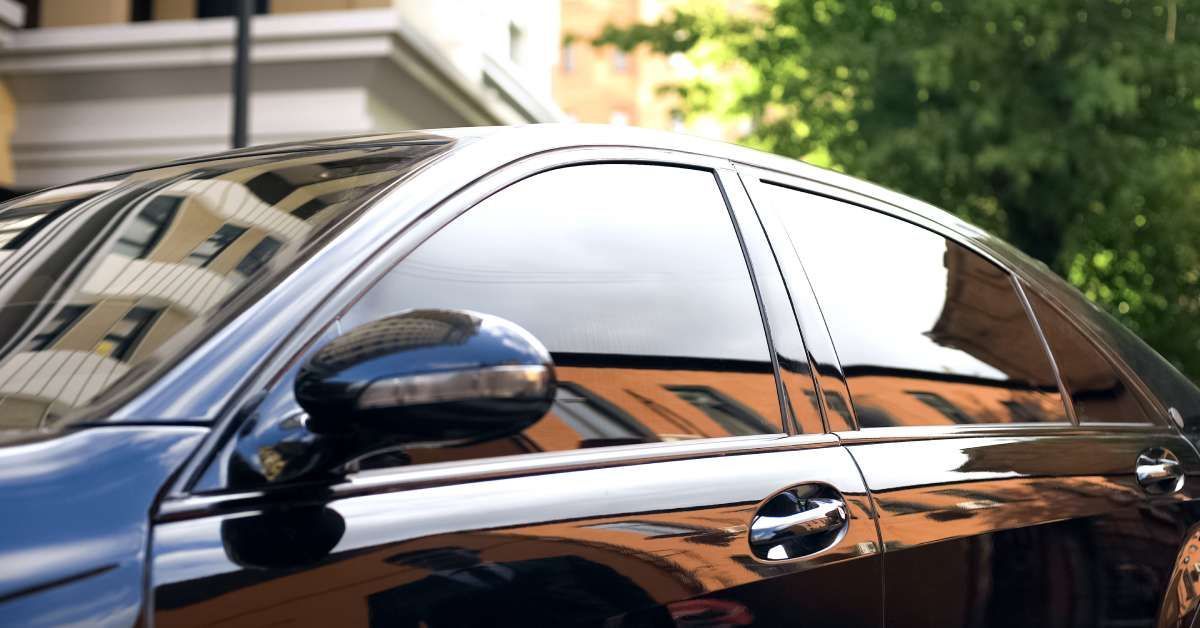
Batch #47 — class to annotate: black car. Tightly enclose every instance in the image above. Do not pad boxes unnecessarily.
[2,125,1199,627]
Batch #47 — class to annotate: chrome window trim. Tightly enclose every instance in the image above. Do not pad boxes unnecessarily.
[716,168,817,435]
[834,423,1178,446]
[1011,272,1079,425]
[1015,275,1168,428]
[733,166,858,432]
[172,145,800,497]
[160,431,831,522]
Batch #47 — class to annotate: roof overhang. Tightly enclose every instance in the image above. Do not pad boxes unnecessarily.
[0,9,564,189]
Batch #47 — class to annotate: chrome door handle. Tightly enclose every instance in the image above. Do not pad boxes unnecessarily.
[1136,447,1185,495]
[1138,461,1179,483]
[749,496,847,546]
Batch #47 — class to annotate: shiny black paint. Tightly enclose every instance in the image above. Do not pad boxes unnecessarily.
[0,426,206,626]
[843,428,1200,627]
[151,437,882,627]
[0,128,1197,627]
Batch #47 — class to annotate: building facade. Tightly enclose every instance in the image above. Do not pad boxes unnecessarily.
[0,0,563,192]
[556,0,676,129]
[554,0,748,139]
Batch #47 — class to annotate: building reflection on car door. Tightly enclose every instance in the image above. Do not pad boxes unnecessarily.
[153,438,881,627]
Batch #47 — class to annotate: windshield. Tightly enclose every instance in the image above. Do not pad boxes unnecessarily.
[0,141,451,432]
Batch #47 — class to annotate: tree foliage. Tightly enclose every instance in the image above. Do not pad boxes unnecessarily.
[597,0,1200,380]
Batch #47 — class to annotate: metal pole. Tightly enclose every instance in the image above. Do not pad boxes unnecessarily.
[231,0,252,148]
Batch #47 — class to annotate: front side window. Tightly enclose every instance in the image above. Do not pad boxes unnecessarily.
[757,183,1068,427]
[345,163,783,465]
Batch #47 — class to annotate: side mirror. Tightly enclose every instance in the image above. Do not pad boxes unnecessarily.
[296,309,556,447]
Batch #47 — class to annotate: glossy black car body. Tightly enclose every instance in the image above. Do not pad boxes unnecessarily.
[2,125,1200,627]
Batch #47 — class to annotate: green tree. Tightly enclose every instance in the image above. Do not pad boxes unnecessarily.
[597,0,1200,380]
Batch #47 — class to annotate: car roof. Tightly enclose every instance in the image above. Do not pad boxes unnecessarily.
[137,123,974,241]
[194,123,991,247]
[131,122,1052,291]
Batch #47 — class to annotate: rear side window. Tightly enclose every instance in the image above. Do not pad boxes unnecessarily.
[344,163,783,465]
[756,183,1068,427]
[1024,289,1152,424]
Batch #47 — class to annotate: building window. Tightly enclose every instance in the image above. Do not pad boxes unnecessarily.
[671,111,686,133]
[95,307,160,361]
[561,43,574,73]
[131,0,152,21]
[13,0,39,28]
[612,49,629,72]
[667,386,772,436]
[236,236,282,278]
[113,195,181,259]
[291,197,328,221]
[27,305,90,351]
[185,224,247,267]
[909,391,973,424]
[197,0,268,18]
[1003,400,1042,423]
[803,389,855,427]
[553,384,649,447]
[508,21,525,64]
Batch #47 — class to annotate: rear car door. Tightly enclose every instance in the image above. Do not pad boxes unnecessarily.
[149,153,883,627]
[744,169,1200,627]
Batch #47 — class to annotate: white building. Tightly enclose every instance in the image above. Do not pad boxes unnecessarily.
[0,0,564,190]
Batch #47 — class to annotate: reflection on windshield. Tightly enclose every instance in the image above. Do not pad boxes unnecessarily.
[0,144,448,430]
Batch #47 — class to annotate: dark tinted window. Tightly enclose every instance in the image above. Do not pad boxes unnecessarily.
[346,163,782,465]
[758,184,1067,427]
[1025,289,1152,423]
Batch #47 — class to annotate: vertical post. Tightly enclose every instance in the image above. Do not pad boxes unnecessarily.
[231,0,252,148]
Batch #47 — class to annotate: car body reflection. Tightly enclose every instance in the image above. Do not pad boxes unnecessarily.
[153,444,881,628]
[845,431,1199,626]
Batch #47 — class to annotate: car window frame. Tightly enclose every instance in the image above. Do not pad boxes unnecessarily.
[735,162,1172,440]
[1017,276,1163,428]
[171,146,821,499]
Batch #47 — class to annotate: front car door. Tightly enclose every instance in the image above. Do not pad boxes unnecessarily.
[744,167,1200,627]
[148,151,883,627]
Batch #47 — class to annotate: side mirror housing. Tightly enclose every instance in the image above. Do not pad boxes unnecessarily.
[296,309,555,447]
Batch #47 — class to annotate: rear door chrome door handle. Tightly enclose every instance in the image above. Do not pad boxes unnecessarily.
[749,488,849,560]
[1136,447,1184,495]
[750,497,846,545]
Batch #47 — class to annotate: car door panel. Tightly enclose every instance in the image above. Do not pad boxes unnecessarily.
[151,438,881,627]
[844,428,1200,627]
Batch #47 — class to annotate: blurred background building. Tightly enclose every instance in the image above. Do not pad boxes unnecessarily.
[0,0,750,195]
[0,0,564,192]
[554,0,745,139]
